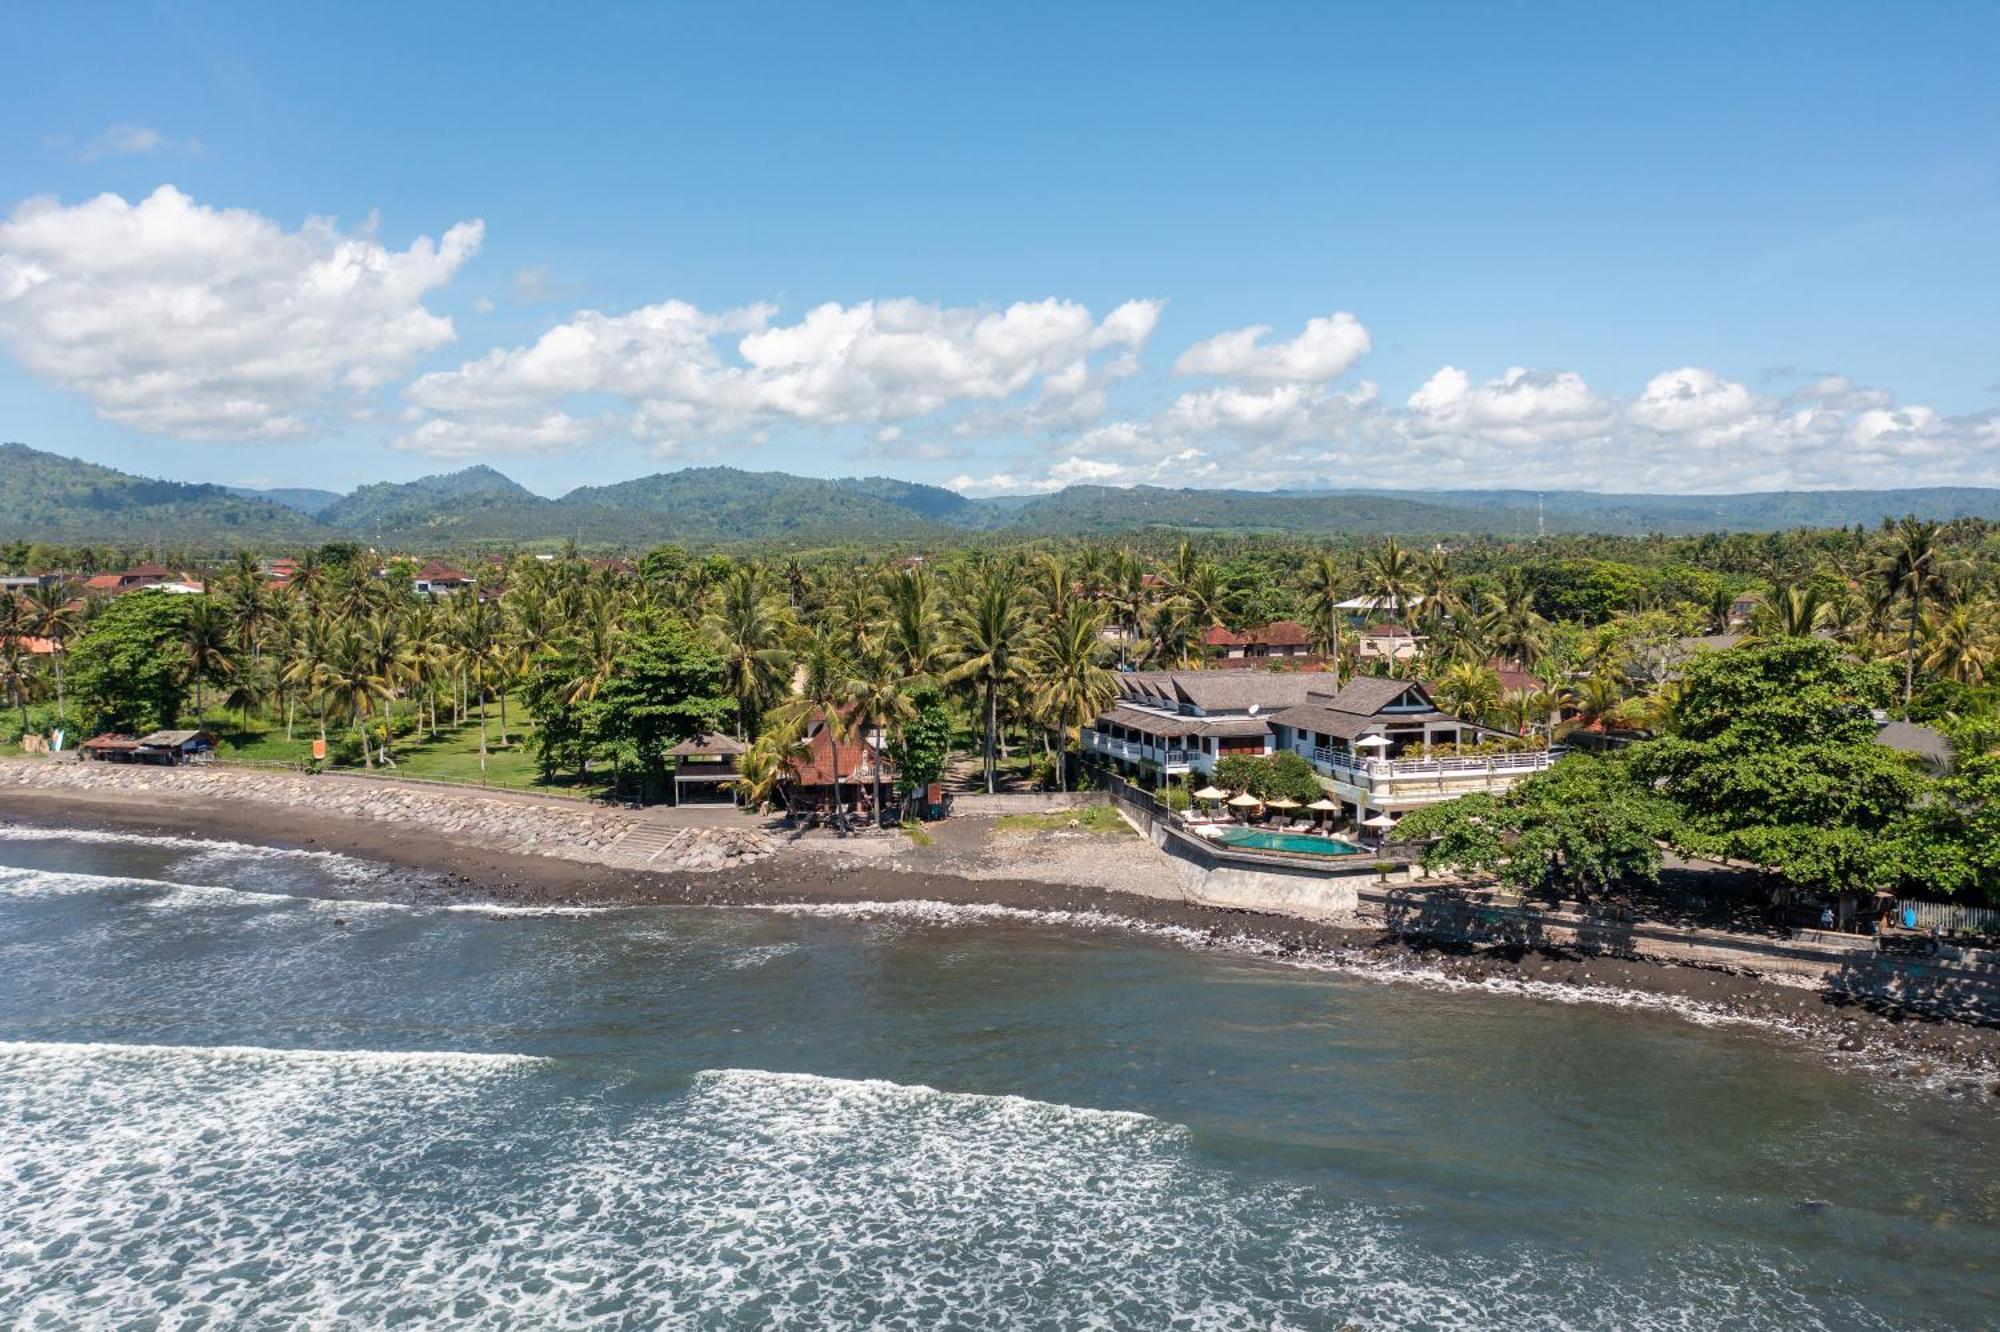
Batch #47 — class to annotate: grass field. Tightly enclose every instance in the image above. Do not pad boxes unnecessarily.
[5,697,611,800]
[993,805,1132,835]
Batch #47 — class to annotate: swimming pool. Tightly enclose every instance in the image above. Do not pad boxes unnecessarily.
[1214,827,1367,857]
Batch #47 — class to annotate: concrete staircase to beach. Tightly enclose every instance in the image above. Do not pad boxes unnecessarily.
[598,809,775,872]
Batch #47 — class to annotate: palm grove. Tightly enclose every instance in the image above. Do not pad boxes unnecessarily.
[2,514,1997,903]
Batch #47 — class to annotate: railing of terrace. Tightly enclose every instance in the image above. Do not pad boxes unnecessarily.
[1306,745,1561,781]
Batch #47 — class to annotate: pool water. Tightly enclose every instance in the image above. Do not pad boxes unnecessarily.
[1216,826,1366,856]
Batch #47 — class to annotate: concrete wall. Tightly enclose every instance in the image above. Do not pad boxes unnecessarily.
[1360,887,2000,1024]
[1108,777,1374,921]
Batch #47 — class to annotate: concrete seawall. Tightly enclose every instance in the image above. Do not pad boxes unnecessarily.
[1104,775,2000,1024]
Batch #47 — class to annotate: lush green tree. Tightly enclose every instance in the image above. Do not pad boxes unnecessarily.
[596,620,736,802]
[69,591,191,733]
[886,684,955,796]
[1213,751,1322,805]
[1392,756,1670,897]
[1630,638,1914,893]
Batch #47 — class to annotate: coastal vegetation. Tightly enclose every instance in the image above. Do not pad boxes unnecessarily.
[2,509,1998,905]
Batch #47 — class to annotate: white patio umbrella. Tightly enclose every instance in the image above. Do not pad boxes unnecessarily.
[1226,792,1262,808]
[1361,812,1396,829]
[1354,734,1392,752]
[1306,797,1339,811]
[1267,797,1301,810]
[1193,785,1228,802]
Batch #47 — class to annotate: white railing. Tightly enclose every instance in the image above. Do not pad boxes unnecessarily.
[1306,744,1560,784]
[1163,749,1192,767]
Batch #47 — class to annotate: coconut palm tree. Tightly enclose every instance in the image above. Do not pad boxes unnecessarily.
[1921,598,1998,686]
[703,565,796,737]
[1479,570,1549,668]
[21,581,75,726]
[1434,661,1501,730]
[1031,601,1116,792]
[785,632,860,827]
[1750,581,1830,639]
[846,645,914,824]
[1298,552,1347,686]
[1363,538,1419,660]
[945,566,1028,794]
[182,596,238,721]
[453,594,503,773]
[0,635,32,735]
[1871,517,1952,716]
[883,565,946,681]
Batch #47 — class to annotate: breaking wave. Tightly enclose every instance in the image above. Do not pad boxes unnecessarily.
[0,1044,1897,1330]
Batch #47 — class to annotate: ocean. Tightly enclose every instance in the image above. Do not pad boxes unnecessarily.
[0,823,1994,1329]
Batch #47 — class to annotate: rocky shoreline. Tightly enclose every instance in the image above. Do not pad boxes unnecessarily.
[3,763,1997,1097]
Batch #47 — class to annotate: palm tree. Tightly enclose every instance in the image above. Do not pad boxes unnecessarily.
[1921,598,1998,686]
[1750,581,1830,639]
[21,582,75,726]
[454,595,503,773]
[280,614,339,748]
[0,635,32,735]
[1364,538,1419,660]
[1298,552,1347,686]
[945,566,1028,794]
[1030,602,1116,792]
[1434,661,1501,730]
[182,596,238,721]
[703,565,795,736]
[846,646,914,824]
[362,610,418,763]
[884,565,946,681]
[786,633,859,827]
[1479,570,1549,667]
[1871,517,1952,716]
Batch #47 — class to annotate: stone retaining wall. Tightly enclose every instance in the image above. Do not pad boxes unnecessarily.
[0,759,774,873]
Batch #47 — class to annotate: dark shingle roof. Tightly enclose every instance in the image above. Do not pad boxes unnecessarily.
[668,732,747,758]
[1874,721,1951,774]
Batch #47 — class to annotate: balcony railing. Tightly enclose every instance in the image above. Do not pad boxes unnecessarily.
[1306,743,1560,783]
[1087,732,1198,769]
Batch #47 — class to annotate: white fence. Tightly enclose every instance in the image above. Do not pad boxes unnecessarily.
[1896,899,2000,936]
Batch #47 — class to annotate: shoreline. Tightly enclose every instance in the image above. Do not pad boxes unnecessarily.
[4,785,1998,1096]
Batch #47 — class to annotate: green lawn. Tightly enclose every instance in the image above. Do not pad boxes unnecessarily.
[994,805,1132,835]
[2,696,611,800]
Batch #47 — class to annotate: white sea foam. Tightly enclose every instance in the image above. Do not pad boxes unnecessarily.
[0,1045,1909,1330]
[0,819,388,880]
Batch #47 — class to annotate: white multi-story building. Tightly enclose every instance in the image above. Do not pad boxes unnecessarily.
[1085,670,1560,827]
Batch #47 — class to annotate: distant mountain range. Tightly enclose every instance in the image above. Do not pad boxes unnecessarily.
[4,441,1999,551]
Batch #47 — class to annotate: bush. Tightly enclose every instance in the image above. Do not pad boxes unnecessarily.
[1162,785,1191,812]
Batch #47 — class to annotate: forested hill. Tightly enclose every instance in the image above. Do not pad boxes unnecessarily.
[0,443,324,544]
[5,442,2000,549]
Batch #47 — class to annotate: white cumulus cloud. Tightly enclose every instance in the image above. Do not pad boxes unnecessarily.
[0,185,481,439]
[399,295,1163,458]
[1173,312,1371,382]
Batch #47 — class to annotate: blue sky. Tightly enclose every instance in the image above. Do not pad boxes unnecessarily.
[2,1,1996,496]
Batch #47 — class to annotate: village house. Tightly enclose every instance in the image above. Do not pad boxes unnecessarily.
[80,729,217,765]
[1202,620,1314,662]
[80,562,175,596]
[412,560,473,595]
[785,716,898,822]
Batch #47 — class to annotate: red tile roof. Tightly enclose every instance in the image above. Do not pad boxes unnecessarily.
[787,726,895,787]
[416,559,469,583]
[82,574,123,592]
[1204,620,1311,649]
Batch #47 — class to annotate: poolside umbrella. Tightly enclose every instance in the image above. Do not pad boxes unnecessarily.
[1354,734,1392,753]
[1227,792,1262,811]
[1193,785,1227,802]
[1306,797,1339,811]
[1361,812,1396,829]
[1267,797,1301,810]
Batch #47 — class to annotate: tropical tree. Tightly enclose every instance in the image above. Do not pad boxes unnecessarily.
[21,581,76,726]
[1030,601,1116,792]
[182,596,238,720]
[945,566,1028,794]
[703,565,795,736]
[1871,517,1952,716]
